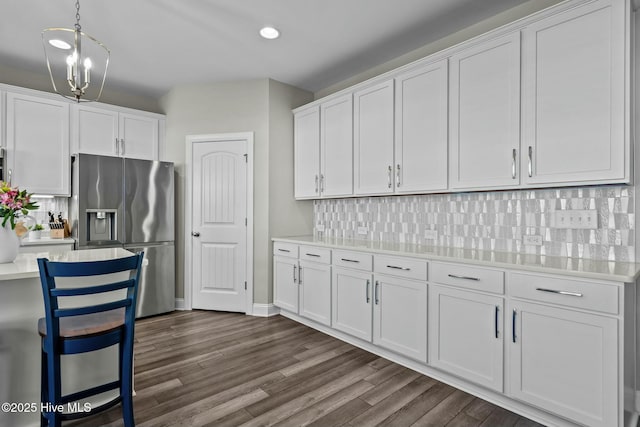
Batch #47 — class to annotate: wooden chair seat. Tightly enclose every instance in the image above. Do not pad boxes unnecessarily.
[38,308,125,338]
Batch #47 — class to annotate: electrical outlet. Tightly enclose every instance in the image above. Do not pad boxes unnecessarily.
[523,235,543,246]
[424,230,438,240]
[554,210,598,229]
[357,226,368,235]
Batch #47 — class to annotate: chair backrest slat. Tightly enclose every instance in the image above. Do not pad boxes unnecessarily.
[43,256,142,277]
[55,299,132,318]
[51,279,135,297]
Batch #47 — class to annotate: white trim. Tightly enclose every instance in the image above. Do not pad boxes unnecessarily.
[184,132,255,314]
[252,303,280,317]
[174,298,186,310]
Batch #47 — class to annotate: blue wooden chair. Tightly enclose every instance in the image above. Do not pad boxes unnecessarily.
[37,252,144,427]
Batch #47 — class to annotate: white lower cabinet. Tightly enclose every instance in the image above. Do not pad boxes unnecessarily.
[429,284,503,392]
[373,274,427,363]
[331,266,372,341]
[508,300,618,427]
[273,256,299,313]
[299,260,331,326]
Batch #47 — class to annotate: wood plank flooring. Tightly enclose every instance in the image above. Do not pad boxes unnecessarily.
[67,310,543,427]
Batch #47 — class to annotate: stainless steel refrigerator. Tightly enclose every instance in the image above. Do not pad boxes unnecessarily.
[70,153,175,318]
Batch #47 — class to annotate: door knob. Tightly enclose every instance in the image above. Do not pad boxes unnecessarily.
[192,232,200,237]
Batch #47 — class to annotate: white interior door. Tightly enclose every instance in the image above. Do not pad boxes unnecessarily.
[191,139,248,312]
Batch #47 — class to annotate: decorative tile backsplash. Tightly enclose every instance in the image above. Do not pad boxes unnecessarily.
[314,186,635,262]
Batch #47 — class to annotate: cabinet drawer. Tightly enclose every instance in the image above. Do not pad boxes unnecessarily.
[273,242,298,258]
[299,245,331,264]
[333,250,372,271]
[431,262,504,294]
[375,255,427,281]
[510,273,618,314]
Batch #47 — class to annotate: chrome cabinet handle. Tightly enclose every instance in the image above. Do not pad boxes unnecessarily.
[7,168,12,186]
[512,309,517,343]
[495,306,500,339]
[511,148,517,179]
[374,281,380,305]
[387,165,392,188]
[396,164,401,187]
[387,265,410,271]
[535,288,583,297]
[320,174,325,193]
[121,138,126,156]
[315,175,319,193]
[191,231,200,237]
[341,258,360,263]
[447,274,479,281]
[366,280,370,303]
[299,266,303,284]
[305,253,321,257]
[293,265,297,283]
[115,137,119,155]
[278,248,290,253]
[528,146,533,178]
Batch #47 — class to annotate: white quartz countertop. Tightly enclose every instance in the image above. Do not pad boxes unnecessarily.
[273,235,640,283]
[20,237,75,246]
[0,247,136,281]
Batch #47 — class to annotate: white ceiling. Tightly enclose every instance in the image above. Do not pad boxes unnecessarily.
[0,0,530,99]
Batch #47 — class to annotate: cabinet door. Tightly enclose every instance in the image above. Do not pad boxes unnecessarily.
[353,80,394,195]
[331,267,372,341]
[321,95,353,197]
[273,256,299,313]
[6,92,70,195]
[294,106,321,199]
[119,113,159,160]
[395,60,448,193]
[522,0,626,185]
[299,260,331,326]
[373,274,427,363]
[449,33,520,190]
[71,104,119,156]
[509,301,617,427]
[429,285,503,392]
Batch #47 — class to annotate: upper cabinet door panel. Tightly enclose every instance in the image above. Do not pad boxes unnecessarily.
[294,106,320,199]
[321,94,353,198]
[6,92,70,195]
[354,80,395,195]
[449,33,521,190]
[522,0,626,185]
[72,104,119,156]
[119,113,159,160]
[395,60,448,193]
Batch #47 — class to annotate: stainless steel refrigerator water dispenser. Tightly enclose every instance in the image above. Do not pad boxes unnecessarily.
[85,209,118,243]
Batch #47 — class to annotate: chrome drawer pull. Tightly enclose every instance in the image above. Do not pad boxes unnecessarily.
[448,274,480,281]
[511,148,517,179]
[293,265,297,283]
[535,288,583,297]
[305,253,321,257]
[366,280,370,303]
[278,249,291,253]
[341,258,360,263]
[387,265,411,271]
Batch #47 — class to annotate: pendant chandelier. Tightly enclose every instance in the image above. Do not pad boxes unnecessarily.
[42,0,109,102]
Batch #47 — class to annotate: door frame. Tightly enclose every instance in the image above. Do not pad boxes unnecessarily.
[184,132,254,314]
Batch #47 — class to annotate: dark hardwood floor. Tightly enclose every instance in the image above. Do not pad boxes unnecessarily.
[67,310,543,427]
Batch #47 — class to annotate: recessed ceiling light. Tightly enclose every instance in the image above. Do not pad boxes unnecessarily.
[48,39,71,50]
[259,27,280,40]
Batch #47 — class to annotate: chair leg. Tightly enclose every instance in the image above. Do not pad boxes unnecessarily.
[45,351,62,427]
[40,347,47,427]
[120,340,135,427]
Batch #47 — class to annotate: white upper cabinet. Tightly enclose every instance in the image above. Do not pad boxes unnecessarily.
[521,0,627,186]
[449,33,521,190]
[294,106,320,199]
[72,103,161,160]
[394,59,448,193]
[353,80,395,195]
[320,94,353,197]
[6,92,70,195]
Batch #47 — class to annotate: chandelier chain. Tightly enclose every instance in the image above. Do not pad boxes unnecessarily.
[74,0,81,31]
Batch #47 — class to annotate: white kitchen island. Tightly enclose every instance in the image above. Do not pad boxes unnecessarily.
[0,248,138,427]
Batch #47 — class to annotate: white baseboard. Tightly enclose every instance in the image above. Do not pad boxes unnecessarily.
[174,298,186,310]
[252,303,280,317]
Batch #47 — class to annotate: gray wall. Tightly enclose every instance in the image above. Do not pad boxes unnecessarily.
[159,78,312,304]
